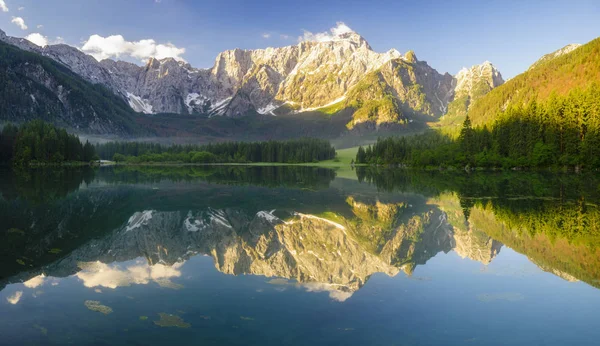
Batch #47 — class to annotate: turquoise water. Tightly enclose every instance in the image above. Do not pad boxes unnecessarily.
[1,166,599,345]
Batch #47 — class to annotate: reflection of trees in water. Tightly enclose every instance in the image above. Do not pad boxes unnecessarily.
[357,167,600,287]
[0,165,337,203]
[98,165,336,190]
[355,167,600,200]
[0,167,95,204]
[356,167,600,236]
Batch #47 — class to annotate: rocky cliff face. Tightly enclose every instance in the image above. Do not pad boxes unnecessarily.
[0,27,503,130]
[442,61,504,124]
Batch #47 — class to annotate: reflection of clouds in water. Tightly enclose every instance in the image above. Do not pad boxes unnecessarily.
[24,274,46,288]
[76,261,183,289]
[267,278,353,302]
[302,283,353,302]
[7,291,23,305]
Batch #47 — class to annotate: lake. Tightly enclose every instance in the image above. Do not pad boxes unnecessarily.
[1,166,599,345]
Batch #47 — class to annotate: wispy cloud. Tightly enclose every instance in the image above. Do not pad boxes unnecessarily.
[11,17,28,30]
[261,33,271,39]
[0,0,8,12]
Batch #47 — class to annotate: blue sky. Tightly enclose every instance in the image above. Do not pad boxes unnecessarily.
[1,0,599,78]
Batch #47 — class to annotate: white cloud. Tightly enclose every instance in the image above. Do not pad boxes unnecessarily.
[280,34,290,40]
[25,33,48,47]
[37,24,43,29]
[301,283,353,302]
[81,34,186,62]
[6,291,23,305]
[261,33,271,39]
[0,0,8,12]
[18,6,24,10]
[298,22,354,43]
[11,17,28,30]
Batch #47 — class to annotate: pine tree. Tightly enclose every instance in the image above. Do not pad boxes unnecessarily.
[356,146,366,164]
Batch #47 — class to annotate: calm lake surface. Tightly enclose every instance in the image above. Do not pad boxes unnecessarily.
[1,166,600,345]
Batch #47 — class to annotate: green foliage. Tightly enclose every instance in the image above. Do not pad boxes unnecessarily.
[0,120,96,166]
[96,138,336,164]
[191,151,216,164]
[112,153,126,162]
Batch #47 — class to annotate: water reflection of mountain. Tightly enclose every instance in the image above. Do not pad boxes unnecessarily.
[2,167,600,297]
[1,185,501,299]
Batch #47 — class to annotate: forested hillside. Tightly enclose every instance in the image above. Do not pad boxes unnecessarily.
[467,37,600,125]
[357,84,600,169]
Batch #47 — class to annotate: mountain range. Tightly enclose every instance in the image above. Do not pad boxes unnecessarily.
[0,27,506,136]
[1,26,593,139]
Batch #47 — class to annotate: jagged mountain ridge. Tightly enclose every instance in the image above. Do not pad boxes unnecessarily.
[0,27,503,130]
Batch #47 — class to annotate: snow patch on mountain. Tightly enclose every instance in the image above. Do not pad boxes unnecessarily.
[257,103,279,115]
[127,92,153,114]
[257,210,280,223]
[184,93,207,114]
[209,97,232,116]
